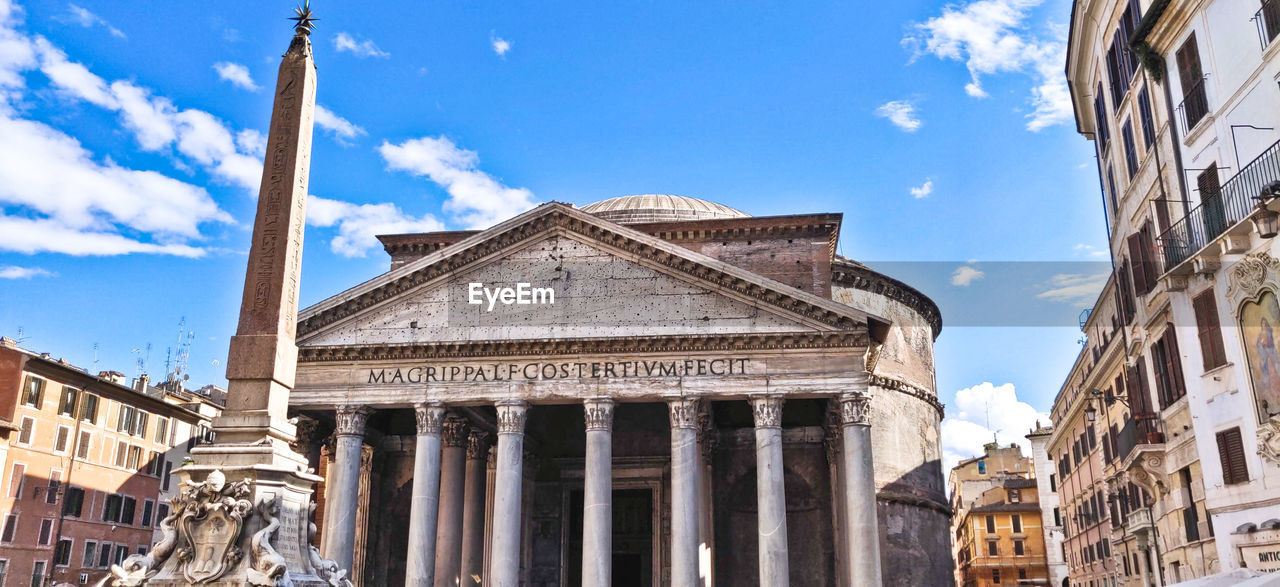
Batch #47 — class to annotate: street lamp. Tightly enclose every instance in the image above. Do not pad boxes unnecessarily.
[1084,388,1129,424]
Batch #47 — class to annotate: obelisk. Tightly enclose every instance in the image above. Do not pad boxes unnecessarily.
[105,5,352,586]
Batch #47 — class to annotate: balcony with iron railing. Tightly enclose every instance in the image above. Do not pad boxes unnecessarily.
[1176,77,1210,135]
[1159,139,1280,271]
[1256,0,1280,51]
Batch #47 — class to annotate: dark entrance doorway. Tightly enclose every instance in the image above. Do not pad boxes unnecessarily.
[566,488,654,586]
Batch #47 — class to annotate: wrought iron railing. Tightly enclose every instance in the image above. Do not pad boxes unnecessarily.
[1176,77,1210,134]
[1115,416,1164,464]
[1160,139,1280,270]
[1256,0,1280,51]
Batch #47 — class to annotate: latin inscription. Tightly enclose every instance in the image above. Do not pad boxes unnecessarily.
[366,358,752,384]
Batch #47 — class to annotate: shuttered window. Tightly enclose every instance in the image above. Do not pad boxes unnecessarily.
[1094,86,1111,153]
[1138,86,1156,147]
[1193,289,1228,370]
[1216,427,1249,485]
[1153,326,1187,409]
[1122,120,1139,178]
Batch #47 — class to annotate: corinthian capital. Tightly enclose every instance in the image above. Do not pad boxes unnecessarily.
[837,392,872,427]
[496,400,528,435]
[334,405,373,437]
[584,398,615,432]
[466,430,491,460]
[414,402,445,436]
[751,396,784,429]
[442,417,469,447]
[668,398,700,429]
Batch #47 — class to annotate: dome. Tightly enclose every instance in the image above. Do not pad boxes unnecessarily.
[579,194,749,224]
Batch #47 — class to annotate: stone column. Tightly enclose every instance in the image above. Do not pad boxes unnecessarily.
[669,398,701,587]
[751,396,789,586]
[582,398,615,587]
[824,406,850,587]
[325,405,373,574]
[697,406,717,587]
[460,430,489,586]
[490,400,528,587]
[406,403,445,587]
[838,392,881,587]
[435,417,469,586]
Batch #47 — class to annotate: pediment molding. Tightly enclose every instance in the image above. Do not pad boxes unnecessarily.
[298,331,867,363]
[298,204,876,340]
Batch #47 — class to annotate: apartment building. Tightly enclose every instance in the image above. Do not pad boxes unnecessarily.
[1027,422,1070,587]
[950,444,1052,586]
[0,339,216,586]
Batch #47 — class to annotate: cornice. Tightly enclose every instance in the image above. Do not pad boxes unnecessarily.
[868,374,945,418]
[300,205,872,339]
[298,331,867,362]
[831,258,942,339]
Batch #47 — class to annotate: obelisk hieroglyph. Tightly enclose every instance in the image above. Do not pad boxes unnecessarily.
[107,5,353,586]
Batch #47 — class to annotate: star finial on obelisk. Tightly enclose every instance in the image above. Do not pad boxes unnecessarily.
[290,0,318,36]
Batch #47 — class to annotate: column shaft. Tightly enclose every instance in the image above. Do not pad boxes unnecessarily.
[669,399,701,587]
[324,406,372,574]
[839,392,882,587]
[434,418,469,586]
[489,401,528,587]
[406,403,446,587]
[460,431,489,586]
[752,396,789,586]
[582,399,615,587]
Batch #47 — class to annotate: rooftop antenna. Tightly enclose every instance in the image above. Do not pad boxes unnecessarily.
[15,326,29,345]
[165,317,195,384]
[92,342,99,370]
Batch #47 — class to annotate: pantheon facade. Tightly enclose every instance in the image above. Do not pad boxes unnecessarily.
[287,195,951,585]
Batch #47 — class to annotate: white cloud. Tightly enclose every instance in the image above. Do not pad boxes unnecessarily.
[333,32,389,58]
[491,33,511,57]
[0,2,36,109]
[1037,272,1108,306]
[941,382,1049,472]
[379,136,539,229]
[0,216,205,257]
[1073,243,1108,259]
[307,195,445,257]
[213,61,259,91]
[65,4,124,39]
[314,104,366,143]
[951,264,985,286]
[875,100,921,132]
[910,179,934,198]
[905,0,1071,131]
[0,265,52,279]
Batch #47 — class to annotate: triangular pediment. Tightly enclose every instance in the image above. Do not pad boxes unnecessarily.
[297,203,876,346]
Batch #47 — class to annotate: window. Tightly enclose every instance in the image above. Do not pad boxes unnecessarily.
[156,503,170,525]
[988,540,998,556]
[1014,539,1025,555]
[82,541,97,567]
[992,568,1001,584]
[1122,120,1139,178]
[121,496,136,525]
[1019,568,1028,580]
[136,546,146,556]
[978,460,986,474]
[986,515,996,533]
[126,446,142,471]
[45,471,60,505]
[1184,504,1201,542]
[2,513,16,542]
[1176,33,1208,130]
[80,393,98,423]
[135,412,148,438]
[116,406,136,434]
[113,545,127,566]
[1217,427,1250,485]
[1138,86,1155,147]
[1094,85,1111,153]
[97,542,112,568]
[32,560,47,587]
[21,376,44,408]
[8,463,26,498]
[53,426,70,454]
[1010,489,1022,503]
[1012,514,1023,533]
[75,431,91,460]
[102,494,123,523]
[1049,474,1056,492]
[1193,290,1228,371]
[1153,326,1187,409]
[17,417,34,445]
[1127,221,1158,296]
[1116,256,1136,324]
[1054,507,1061,526]
[37,518,53,545]
[54,539,72,566]
[155,417,169,444]
[162,461,173,491]
[114,442,128,467]
[57,387,78,417]
[1087,425,1097,450]
[142,500,154,527]
[62,487,84,517]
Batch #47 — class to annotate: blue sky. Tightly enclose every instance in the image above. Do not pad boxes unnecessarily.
[0,0,1105,467]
